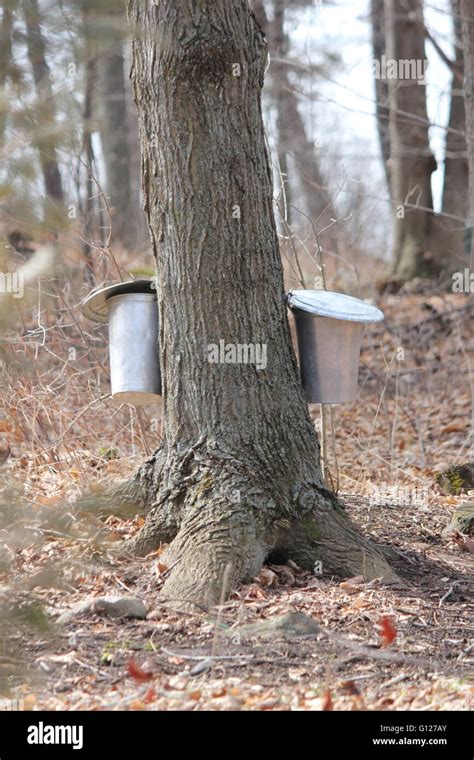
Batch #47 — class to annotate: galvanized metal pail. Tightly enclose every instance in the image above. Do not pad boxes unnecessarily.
[287,290,384,404]
[81,279,161,406]
[107,292,161,405]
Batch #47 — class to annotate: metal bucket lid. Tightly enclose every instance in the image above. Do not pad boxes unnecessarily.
[81,279,157,323]
[287,289,384,323]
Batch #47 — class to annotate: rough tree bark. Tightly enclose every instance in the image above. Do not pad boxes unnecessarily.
[384,0,437,281]
[22,0,64,204]
[460,0,474,268]
[126,0,395,608]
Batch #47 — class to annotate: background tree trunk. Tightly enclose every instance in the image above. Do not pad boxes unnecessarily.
[81,18,98,285]
[384,0,437,281]
[0,1,14,148]
[96,3,146,250]
[97,27,135,249]
[268,0,336,236]
[23,0,64,206]
[436,0,468,276]
[127,0,395,608]
[460,0,474,268]
[124,42,147,247]
[371,0,391,193]
[271,0,294,228]
[252,0,337,258]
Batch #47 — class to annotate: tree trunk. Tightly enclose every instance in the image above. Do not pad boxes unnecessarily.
[0,2,14,148]
[127,0,395,609]
[124,41,148,247]
[460,0,474,268]
[438,0,468,275]
[371,0,391,193]
[280,81,335,233]
[268,0,336,238]
[22,0,64,204]
[272,0,293,228]
[384,0,437,281]
[82,29,98,286]
[97,30,136,249]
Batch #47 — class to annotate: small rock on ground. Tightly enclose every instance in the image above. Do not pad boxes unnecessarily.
[226,612,320,640]
[56,596,147,624]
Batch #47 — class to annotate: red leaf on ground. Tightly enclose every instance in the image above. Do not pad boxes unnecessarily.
[322,689,333,711]
[144,687,157,703]
[127,659,153,682]
[378,616,397,646]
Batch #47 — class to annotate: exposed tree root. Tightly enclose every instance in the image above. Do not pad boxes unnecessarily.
[282,511,399,583]
[124,452,398,610]
[74,478,148,520]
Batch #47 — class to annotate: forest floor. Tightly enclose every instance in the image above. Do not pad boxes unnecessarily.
[0,285,473,711]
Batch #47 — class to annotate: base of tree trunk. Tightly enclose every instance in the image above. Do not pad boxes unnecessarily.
[122,442,398,610]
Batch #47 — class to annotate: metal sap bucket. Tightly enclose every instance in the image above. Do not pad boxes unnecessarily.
[287,290,384,404]
[81,279,161,406]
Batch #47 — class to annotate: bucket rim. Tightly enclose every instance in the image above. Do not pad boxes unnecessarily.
[107,292,157,306]
[287,289,384,323]
[81,279,157,323]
